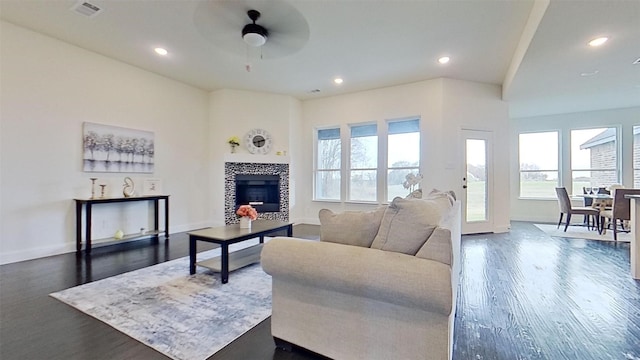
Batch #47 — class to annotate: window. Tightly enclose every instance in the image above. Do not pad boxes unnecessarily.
[634,126,640,188]
[315,128,341,200]
[519,131,559,198]
[571,127,618,192]
[349,124,378,201]
[314,118,421,203]
[387,119,420,201]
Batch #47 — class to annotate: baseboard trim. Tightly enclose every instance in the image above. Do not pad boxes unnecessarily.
[0,221,217,266]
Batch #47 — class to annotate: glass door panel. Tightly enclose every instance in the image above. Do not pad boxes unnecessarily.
[462,129,493,234]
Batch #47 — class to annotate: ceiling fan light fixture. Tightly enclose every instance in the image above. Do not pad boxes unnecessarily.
[243,31,267,47]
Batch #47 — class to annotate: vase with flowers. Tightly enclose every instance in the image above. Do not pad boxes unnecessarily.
[228,136,240,153]
[402,172,424,195]
[236,204,258,229]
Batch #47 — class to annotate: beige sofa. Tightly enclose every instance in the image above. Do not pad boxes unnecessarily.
[261,191,461,360]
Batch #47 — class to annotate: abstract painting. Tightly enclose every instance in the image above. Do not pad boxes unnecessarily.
[83,122,154,173]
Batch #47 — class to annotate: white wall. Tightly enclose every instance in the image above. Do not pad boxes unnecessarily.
[442,79,511,232]
[299,78,511,232]
[207,89,301,224]
[510,106,640,223]
[0,21,211,264]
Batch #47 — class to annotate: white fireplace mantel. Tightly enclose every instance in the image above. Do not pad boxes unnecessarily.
[224,153,290,164]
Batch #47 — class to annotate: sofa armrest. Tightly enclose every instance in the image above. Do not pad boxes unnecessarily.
[262,237,453,315]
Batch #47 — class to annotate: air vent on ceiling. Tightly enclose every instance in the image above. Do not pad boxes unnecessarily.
[71,1,103,17]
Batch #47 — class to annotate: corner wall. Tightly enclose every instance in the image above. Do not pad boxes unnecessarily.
[208,89,301,225]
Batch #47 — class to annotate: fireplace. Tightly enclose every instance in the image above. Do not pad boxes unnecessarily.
[224,162,289,224]
[235,174,280,213]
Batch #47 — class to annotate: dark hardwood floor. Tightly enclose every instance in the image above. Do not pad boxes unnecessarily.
[1,222,639,360]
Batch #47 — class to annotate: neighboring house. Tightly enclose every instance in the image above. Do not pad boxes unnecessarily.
[580,127,640,187]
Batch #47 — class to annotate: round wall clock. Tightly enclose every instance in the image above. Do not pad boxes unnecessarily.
[244,128,273,154]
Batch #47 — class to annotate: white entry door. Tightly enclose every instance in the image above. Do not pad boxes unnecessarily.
[461,129,493,234]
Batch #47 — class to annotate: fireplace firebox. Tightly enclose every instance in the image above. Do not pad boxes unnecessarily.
[235,174,280,213]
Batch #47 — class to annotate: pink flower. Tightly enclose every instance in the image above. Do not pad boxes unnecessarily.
[236,205,258,220]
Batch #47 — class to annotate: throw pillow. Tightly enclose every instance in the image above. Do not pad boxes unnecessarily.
[426,188,456,204]
[319,207,386,248]
[370,197,444,255]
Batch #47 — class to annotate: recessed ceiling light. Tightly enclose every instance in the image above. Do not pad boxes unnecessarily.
[580,70,599,77]
[588,37,608,47]
[438,56,450,64]
[333,78,343,85]
[154,47,168,56]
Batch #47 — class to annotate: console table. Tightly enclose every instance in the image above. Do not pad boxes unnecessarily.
[74,195,169,254]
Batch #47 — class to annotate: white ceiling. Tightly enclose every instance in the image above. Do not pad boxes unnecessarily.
[1,0,638,118]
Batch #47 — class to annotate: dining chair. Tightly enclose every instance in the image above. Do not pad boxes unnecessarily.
[555,187,600,232]
[599,188,640,240]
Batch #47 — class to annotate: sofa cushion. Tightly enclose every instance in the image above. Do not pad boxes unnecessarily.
[319,207,386,247]
[370,197,447,255]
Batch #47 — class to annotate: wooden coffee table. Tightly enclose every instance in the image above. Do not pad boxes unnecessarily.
[188,220,293,284]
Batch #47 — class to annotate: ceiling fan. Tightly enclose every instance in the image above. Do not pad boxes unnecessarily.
[193,0,310,59]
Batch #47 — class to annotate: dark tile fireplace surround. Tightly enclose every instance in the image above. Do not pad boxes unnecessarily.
[224,162,289,224]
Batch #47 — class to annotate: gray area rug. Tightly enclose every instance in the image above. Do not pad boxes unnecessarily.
[50,240,271,360]
[534,223,631,242]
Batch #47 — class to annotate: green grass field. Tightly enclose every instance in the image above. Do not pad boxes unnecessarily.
[520,180,591,198]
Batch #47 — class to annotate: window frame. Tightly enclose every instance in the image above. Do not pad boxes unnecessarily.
[386,118,421,202]
[348,122,379,203]
[313,127,342,201]
[518,130,560,199]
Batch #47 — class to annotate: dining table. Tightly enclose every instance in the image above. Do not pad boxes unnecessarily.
[576,193,613,233]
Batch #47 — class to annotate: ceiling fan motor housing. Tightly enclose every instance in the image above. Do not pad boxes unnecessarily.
[242,23,268,39]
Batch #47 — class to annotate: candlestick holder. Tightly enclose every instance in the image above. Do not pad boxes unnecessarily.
[100,184,107,198]
[90,178,98,199]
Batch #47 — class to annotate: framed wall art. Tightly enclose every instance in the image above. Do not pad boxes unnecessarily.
[83,122,154,173]
[143,178,163,195]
